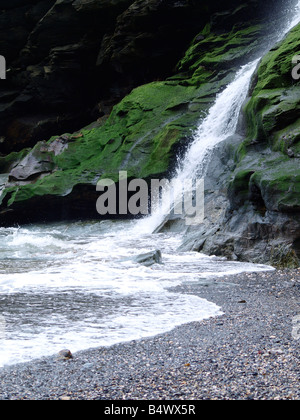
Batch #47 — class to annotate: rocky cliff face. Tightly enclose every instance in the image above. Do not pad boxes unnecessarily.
[179,21,300,268]
[0,0,251,153]
[0,0,293,153]
[0,0,299,267]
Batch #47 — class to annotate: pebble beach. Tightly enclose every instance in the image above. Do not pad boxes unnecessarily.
[0,269,299,400]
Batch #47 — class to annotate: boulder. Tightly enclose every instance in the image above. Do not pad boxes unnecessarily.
[134,250,163,266]
[57,349,73,361]
[8,137,68,182]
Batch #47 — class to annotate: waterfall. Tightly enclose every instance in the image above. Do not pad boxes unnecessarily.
[3,2,300,370]
[286,0,300,32]
[174,60,259,186]
[134,0,300,235]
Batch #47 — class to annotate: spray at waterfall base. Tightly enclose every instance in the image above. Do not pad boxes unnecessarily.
[96,171,204,226]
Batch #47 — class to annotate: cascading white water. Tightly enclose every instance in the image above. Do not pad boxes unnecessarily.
[135,0,300,234]
[177,61,259,180]
[134,60,260,234]
[285,0,300,33]
[1,221,276,367]
[0,2,300,369]
[182,0,300,179]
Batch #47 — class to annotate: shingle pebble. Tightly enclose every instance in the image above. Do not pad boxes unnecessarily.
[0,268,299,400]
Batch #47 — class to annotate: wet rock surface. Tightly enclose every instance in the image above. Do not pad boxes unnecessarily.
[134,250,163,266]
[174,22,300,268]
[57,350,73,361]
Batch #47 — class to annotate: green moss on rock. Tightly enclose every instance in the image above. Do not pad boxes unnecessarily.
[0,149,31,173]
[177,24,263,75]
[270,245,300,269]
[228,169,255,207]
[2,20,255,211]
[231,23,300,214]
[0,17,289,216]
[244,23,300,145]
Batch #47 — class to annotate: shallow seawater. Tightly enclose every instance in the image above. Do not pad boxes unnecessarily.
[0,220,274,367]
